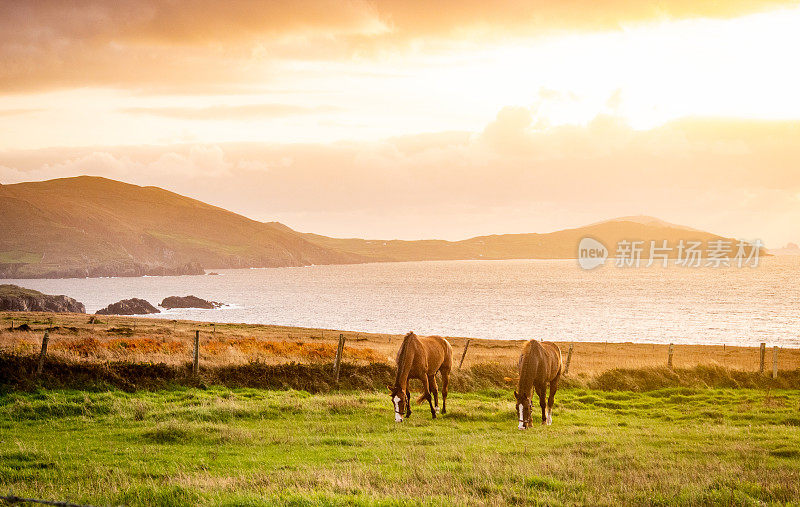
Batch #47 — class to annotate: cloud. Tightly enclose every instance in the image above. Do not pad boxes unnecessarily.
[0,109,43,117]
[2,112,800,245]
[480,106,535,151]
[122,103,341,120]
[1,0,794,93]
[0,145,233,184]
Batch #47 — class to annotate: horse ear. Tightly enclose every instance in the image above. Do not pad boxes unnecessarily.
[387,385,393,392]
[513,390,518,400]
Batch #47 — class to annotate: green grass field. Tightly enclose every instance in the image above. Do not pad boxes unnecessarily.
[0,251,41,265]
[2,387,799,506]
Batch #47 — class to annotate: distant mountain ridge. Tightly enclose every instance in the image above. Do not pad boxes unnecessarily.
[0,176,364,278]
[0,176,763,279]
[301,221,742,262]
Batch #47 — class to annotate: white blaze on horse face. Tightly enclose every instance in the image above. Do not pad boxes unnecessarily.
[393,395,403,422]
[518,404,525,430]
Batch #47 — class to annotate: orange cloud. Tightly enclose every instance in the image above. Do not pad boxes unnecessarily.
[0,109,42,117]
[1,0,794,93]
[2,113,800,246]
[122,104,341,120]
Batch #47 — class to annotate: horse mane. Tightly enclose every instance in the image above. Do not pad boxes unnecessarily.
[394,332,416,387]
[517,342,540,396]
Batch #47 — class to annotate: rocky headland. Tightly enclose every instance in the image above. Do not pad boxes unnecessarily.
[0,284,85,313]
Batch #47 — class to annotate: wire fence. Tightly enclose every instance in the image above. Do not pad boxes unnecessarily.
[2,315,800,378]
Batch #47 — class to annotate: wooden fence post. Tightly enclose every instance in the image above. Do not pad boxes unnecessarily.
[772,346,778,379]
[667,343,674,369]
[333,333,346,384]
[36,331,50,375]
[759,343,766,373]
[212,324,216,340]
[564,344,574,375]
[193,330,200,375]
[458,339,471,370]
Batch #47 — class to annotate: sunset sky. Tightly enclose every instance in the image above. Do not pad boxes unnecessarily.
[2,0,800,246]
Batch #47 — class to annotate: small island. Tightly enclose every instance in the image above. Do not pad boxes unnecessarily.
[96,298,160,315]
[160,295,223,309]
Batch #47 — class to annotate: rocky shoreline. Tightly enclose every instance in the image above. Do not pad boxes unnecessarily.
[0,285,85,313]
[0,261,205,280]
[0,285,228,316]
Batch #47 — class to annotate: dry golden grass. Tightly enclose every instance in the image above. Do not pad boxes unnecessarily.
[2,311,799,375]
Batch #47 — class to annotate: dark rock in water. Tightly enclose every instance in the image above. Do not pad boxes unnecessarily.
[0,284,85,313]
[207,272,220,276]
[96,298,160,315]
[160,295,223,309]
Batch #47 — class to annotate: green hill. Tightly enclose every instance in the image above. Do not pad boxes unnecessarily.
[301,216,753,262]
[0,176,364,278]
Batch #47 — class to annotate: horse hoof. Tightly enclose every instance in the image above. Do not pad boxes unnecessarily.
[441,409,446,415]
[431,413,437,419]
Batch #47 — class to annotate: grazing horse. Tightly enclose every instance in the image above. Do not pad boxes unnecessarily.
[388,332,452,422]
[514,340,562,429]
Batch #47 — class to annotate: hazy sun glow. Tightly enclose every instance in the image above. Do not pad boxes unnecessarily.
[2,6,800,149]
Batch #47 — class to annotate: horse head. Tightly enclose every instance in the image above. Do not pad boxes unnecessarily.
[388,385,408,422]
[514,390,532,430]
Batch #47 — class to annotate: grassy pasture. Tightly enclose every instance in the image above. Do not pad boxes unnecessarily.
[2,387,799,506]
[2,312,799,505]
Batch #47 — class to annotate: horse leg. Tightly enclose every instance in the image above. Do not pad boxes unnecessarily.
[420,374,436,419]
[535,383,547,425]
[428,374,439,413]
[546,374,560,425]
[441,369,449,414]
[405,379,412,418]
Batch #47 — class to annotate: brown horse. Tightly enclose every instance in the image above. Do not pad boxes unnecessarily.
[388,332,452,422]
[514,340,562,429]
